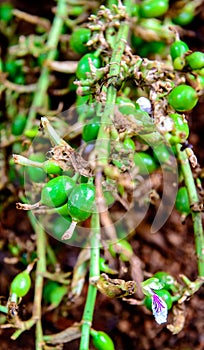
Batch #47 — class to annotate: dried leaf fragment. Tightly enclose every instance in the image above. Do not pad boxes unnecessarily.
[95,273,137,298]
[167,304,185,334]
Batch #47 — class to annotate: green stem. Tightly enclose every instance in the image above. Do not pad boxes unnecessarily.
[176,144,204,277]
[13,154,44,168]
[0,305,8,314]
[25,0,67,131]
[79,213,100,350]
[27,212,47,350]
[94,0,132,166]
[79,6,132,345]
[46,244,58,267]
[40,116,68,146]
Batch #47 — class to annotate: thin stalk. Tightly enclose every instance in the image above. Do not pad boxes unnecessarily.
[79,4,132,346]
[94,0,132,166]
[41,116,68,146]
[28,212,47,350]
[46,244,58,267]
[0,305,8,314]
[79,212,100,350]
[13,154,44,168]
[25,0,67,131]
[176,144,204,277]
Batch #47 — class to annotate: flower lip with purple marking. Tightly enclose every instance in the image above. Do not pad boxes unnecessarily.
[151,291,168,324]
[141,277,168,324]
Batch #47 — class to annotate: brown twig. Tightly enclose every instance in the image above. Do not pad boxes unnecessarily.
[13,9,50,31]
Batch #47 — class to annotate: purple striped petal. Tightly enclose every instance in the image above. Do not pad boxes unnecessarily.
[152,292,168,324]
